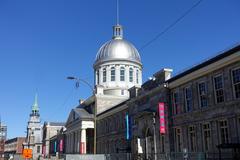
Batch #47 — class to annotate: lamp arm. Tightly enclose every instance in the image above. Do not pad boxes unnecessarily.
[77,78,94,93]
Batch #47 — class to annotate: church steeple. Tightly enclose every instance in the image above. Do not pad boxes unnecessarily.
[31,93,39,116]
[24,93,42,158]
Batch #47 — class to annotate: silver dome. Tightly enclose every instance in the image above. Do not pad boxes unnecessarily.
[94,39,141,66]
[94,25,142,67]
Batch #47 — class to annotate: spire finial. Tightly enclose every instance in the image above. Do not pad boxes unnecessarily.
[113,0,123,39]
[117,0,119,25]
[32,93,39,112]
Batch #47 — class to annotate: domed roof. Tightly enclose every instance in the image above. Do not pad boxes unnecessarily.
[94,25,142,67]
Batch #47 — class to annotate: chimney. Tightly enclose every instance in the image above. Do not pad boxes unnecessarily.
[153,68,173,83]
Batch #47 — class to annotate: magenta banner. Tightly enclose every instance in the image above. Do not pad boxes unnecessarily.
[159,102,165,134]
[42,145,46,156]
[59,139,63,152]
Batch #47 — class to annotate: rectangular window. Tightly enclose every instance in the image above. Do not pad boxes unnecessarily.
[111,67,115,81]
[185,87,193,112]
[188,126,196,152]
[160,135,165,153]
[129,68,133,82]
[173,92,180,115]
[37,146,41,153]
[174,128,182,152]
[120,69,125,81]
[97,70,100,85]
[219,120,229,144]
[198,82,208,107]
[214,75,224,103]
[203,123,211,151]
[232,68,240,98]
[103,69,106,82]
[136,70,139,84]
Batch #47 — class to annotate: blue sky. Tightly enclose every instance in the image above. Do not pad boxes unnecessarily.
[0,0,239,139]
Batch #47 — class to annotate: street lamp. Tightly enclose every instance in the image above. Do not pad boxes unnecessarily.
[67,77,94,94]
[67,76,97,154]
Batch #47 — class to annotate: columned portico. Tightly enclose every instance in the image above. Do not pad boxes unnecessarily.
[65,107,94,154]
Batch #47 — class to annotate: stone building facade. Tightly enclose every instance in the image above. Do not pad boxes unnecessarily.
[167,45,240,159]
[64,22,144,156]
[4,137,25,159]
[95,45,240,159]
[0,122,7,160]
[62,13,240,159]
[23,94,43,160]
[48,127,66,157]
[96,69,172,160]
[42,122,65,158]
[65,105,94,154]
[97,101,129,154]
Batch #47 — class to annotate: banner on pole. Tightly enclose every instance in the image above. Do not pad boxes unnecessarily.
[125,113,132,140]
[59,139,63,152]
[159,102,165,134]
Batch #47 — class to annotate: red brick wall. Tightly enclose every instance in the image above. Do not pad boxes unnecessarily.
[0,140,4,159]
[16,138,25,154]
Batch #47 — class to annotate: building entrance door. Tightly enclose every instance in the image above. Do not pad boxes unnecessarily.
[86,128,94,154]
[145,129,154,160]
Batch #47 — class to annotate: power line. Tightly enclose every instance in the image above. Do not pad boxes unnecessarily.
[72,1,203,81]
[40,87,76,122]
[139,0,204,51]
[46,1,204,89]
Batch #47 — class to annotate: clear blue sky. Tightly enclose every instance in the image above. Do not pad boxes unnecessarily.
[0,0,239,139]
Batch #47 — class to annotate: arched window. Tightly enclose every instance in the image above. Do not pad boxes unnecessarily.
[120,67,125,81]
[136,69,139,84]
[103,68,106,82]
[97,70,99,84]
[111,67,115,81]
[129,68,133,82]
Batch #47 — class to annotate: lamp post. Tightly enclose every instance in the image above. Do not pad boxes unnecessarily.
[67,76,97,154]
[67,77,94,94]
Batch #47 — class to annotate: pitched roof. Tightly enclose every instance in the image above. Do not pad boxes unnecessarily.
[74,108,94,119]
[167,44,240,83]
[48,122,65,126]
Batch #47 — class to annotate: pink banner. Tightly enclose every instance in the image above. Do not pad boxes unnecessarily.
[42,145,46,156]
[159,102,165,134]
[59,139,63,152]
[80,142,85,154]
